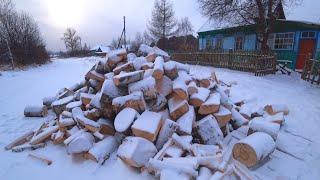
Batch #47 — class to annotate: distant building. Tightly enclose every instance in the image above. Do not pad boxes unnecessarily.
[197,3,320,70]
[90,45,112,56]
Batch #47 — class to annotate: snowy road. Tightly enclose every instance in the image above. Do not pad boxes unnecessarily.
[0,57,319,179]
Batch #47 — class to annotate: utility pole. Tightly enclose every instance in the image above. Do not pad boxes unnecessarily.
[117,16,127,50]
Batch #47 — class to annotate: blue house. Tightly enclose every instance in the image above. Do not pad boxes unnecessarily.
[198,19,320,70]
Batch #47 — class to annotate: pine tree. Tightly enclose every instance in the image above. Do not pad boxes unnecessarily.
[148,0,177,40]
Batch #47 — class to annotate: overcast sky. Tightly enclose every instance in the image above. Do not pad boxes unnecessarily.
[14,0,320,51]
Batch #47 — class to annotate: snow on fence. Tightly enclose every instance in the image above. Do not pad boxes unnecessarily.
[301,59,320,85]
[171,50,276,76]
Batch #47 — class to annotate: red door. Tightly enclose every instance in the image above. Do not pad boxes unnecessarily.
[296,39,316,70]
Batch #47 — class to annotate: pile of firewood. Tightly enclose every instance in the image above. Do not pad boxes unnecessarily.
[6,44,289,179]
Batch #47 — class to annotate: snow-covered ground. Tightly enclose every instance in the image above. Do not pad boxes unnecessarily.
[0,57,319,180]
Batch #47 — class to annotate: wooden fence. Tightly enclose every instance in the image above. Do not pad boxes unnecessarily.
[301,59,320,85]
[171,51,276,76]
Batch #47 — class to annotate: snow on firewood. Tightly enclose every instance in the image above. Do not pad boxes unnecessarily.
[89,92,102,109]
[52,96,75,115]
[160,168,190,180]
[117,136,157,168]
[113,62,134,75]
[168,95,189,120]
[147,93,167,112]
[113,70,144,86]
[264,112,285,125]
[141,62,154,70]
[214,106,232,128]
[30,125,59,145]
[153,46,170,60]
[191,144,220,157]
[101,79,121,101]
[155,119,178,150]
[172,133,191,152]
[112,91,146,113]
[128,76,157,99]
[74,86,89,101]
[139,44,154,54]
[248,118,280,140]
[97,118,115,135]
[72,107,100,132]
[66,101,82,111]
[187,81,198,95]
[197,167,213,180]
[87,136,119,164]
[131,111,162,142]
[132,57,148,71]
[67,132,95,154]
[52,130,65,144]
[114,108,139,133]
[198,93,220,115]
[58,118,76,128]
[164,61,178,79]
[146,52,156,62]
[178,70,192,84]
[156,75,173,97]
[24,105,48,117]
[165,145,184,158]
[264,104,289,115]
[153,56,164,80]
[85,70,105,82]
[42,96,57,108]
[162,157,199,169]
[127,53,137,61]
[176,105,195,135]
[196,115,223,145]
[232,132,276,168]
[190,87,210,107]
[173,77,188,99]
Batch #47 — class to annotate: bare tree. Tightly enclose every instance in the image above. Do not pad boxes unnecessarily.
[197,0,299,52]
[176,17,194,37]
[61,28,81,54]
[148,0,177,40]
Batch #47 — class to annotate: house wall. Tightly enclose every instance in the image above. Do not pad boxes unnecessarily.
[223,37,234,49]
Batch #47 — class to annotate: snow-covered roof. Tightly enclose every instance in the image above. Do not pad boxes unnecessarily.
[90,45,111,53]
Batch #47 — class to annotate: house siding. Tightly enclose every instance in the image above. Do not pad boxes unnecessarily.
[223,37,234,49]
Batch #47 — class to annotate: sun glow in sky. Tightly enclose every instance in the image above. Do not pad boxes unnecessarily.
[47,0,86,28]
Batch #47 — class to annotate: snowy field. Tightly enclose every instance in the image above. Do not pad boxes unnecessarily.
[0,57,319,180]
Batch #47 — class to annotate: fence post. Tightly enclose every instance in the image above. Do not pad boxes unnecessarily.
[228,49,233,68]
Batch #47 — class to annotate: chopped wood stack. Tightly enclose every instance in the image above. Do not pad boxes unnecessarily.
[8,44,290,178]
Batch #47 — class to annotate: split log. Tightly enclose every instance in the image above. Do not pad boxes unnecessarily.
[176,105,195,135]
[61,111,73,118]
[28,153,52,165]
[66,101,82,112]
[42,96,57,108]
[132,57,148,70]
[248,119,280,140]
[146,93,167,112]
[165,145,184,158]
[155,119,178,150]
[12,143,45,152]
[97,118,115,135]
[101,79,121,104]
[30,126,59,145]
[164,61,178,79]
[67,132,95,154]
[131,111,162,142]
[141,62,154,70]
[189,87,210,107]
[178,70,192,84]
[52,96,75,115]
[156,75,173,97]
[162,157,199,169]
[114,108,139,133]
[86,136,119,164]
[168,95,189,120]
[89,92,102,109]
[172,133,191,152]
[146,52,156,62]
[58,118,76,130]
[197,167,212,180]
[84,108,101,120]
[192,74,212,88]
[128,76,157,100]
[187,81,198,95]
[5,131,34,150]
[231,108,249,128]
[214,106,232,128]
[74,86,89,101]
[24,105,48,117]
[64,129,87,145]
[112,91,146,113]
[117,136,158,168]
[85,70,105,82]
[72,107,101,132]
[52,130,65,144]
[264,112,285,125]
[196,115,224,145]
[152,56,164,80]
[57,88,74,100]
[173,77,188,99]
[80,93,95,106]
[199,93,221,115]
[113,70,144,86]
[232,132,276,168]
[113,62,134,75]
[264,104,289,115]
[160,169,190,180]
[191,144,220,157]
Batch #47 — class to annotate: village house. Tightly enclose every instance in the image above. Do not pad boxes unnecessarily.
[198,8,320,70]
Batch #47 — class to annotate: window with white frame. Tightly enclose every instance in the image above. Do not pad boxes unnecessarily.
[274,32,295,50]
[235,36,244,50]
[301,32,316,38]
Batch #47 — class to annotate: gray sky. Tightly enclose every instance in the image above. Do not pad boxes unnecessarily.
[14,0,320,51]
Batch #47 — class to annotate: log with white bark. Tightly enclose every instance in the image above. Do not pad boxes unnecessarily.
[86,136,119,164]
[176,105,195,135]
[67,132,95,154]
[264,104,289,115]
[80,93,95,106]
[72,107,101,132]
[197,167,213,180]
[5,131,34,150]
[231,108,249,127]
[74,86,89,101]
[141,62,154,70]
[52,130,65,144]
[197,155,223,171]
[12,143,46,152]
[42,96,57,108]
[213,106,232,128]
[112,91,146,113]
[160,169,190,180]
[232,132,276,168]
[28,153,52,165]
[57,88,74,100]
[113,70,144,86]
[58,118,76,130]
[101,79,121,104]
[84,108,101,121]
[248,118,280,140]
[117,136,158,168]
[198,93,221,115]
[114,108,139,133]
[131,111,162,142]
[146,93,167,112]
[196,115,224,145]
[155,119,178,150]
[146,52,156,62]
[189,87,210,107]
[191,144,220,157]
[24,105,48,117]
[52,96,75,115]
[30,126,59,145]
[64,129,87,145]
[152,56,164,80]
[168,95,189,120]
[173,77,188,99]
[164,61,178,79]
[187,81,198,95]
[113,62,134,75]
[128,76,157,100]
[66,101,82,111]
[264,112,285,125]
[165,145,184,158]
[172,133,191,152]
[156,75,173,97]
[162,157,199,169]
[85,70,105,82]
